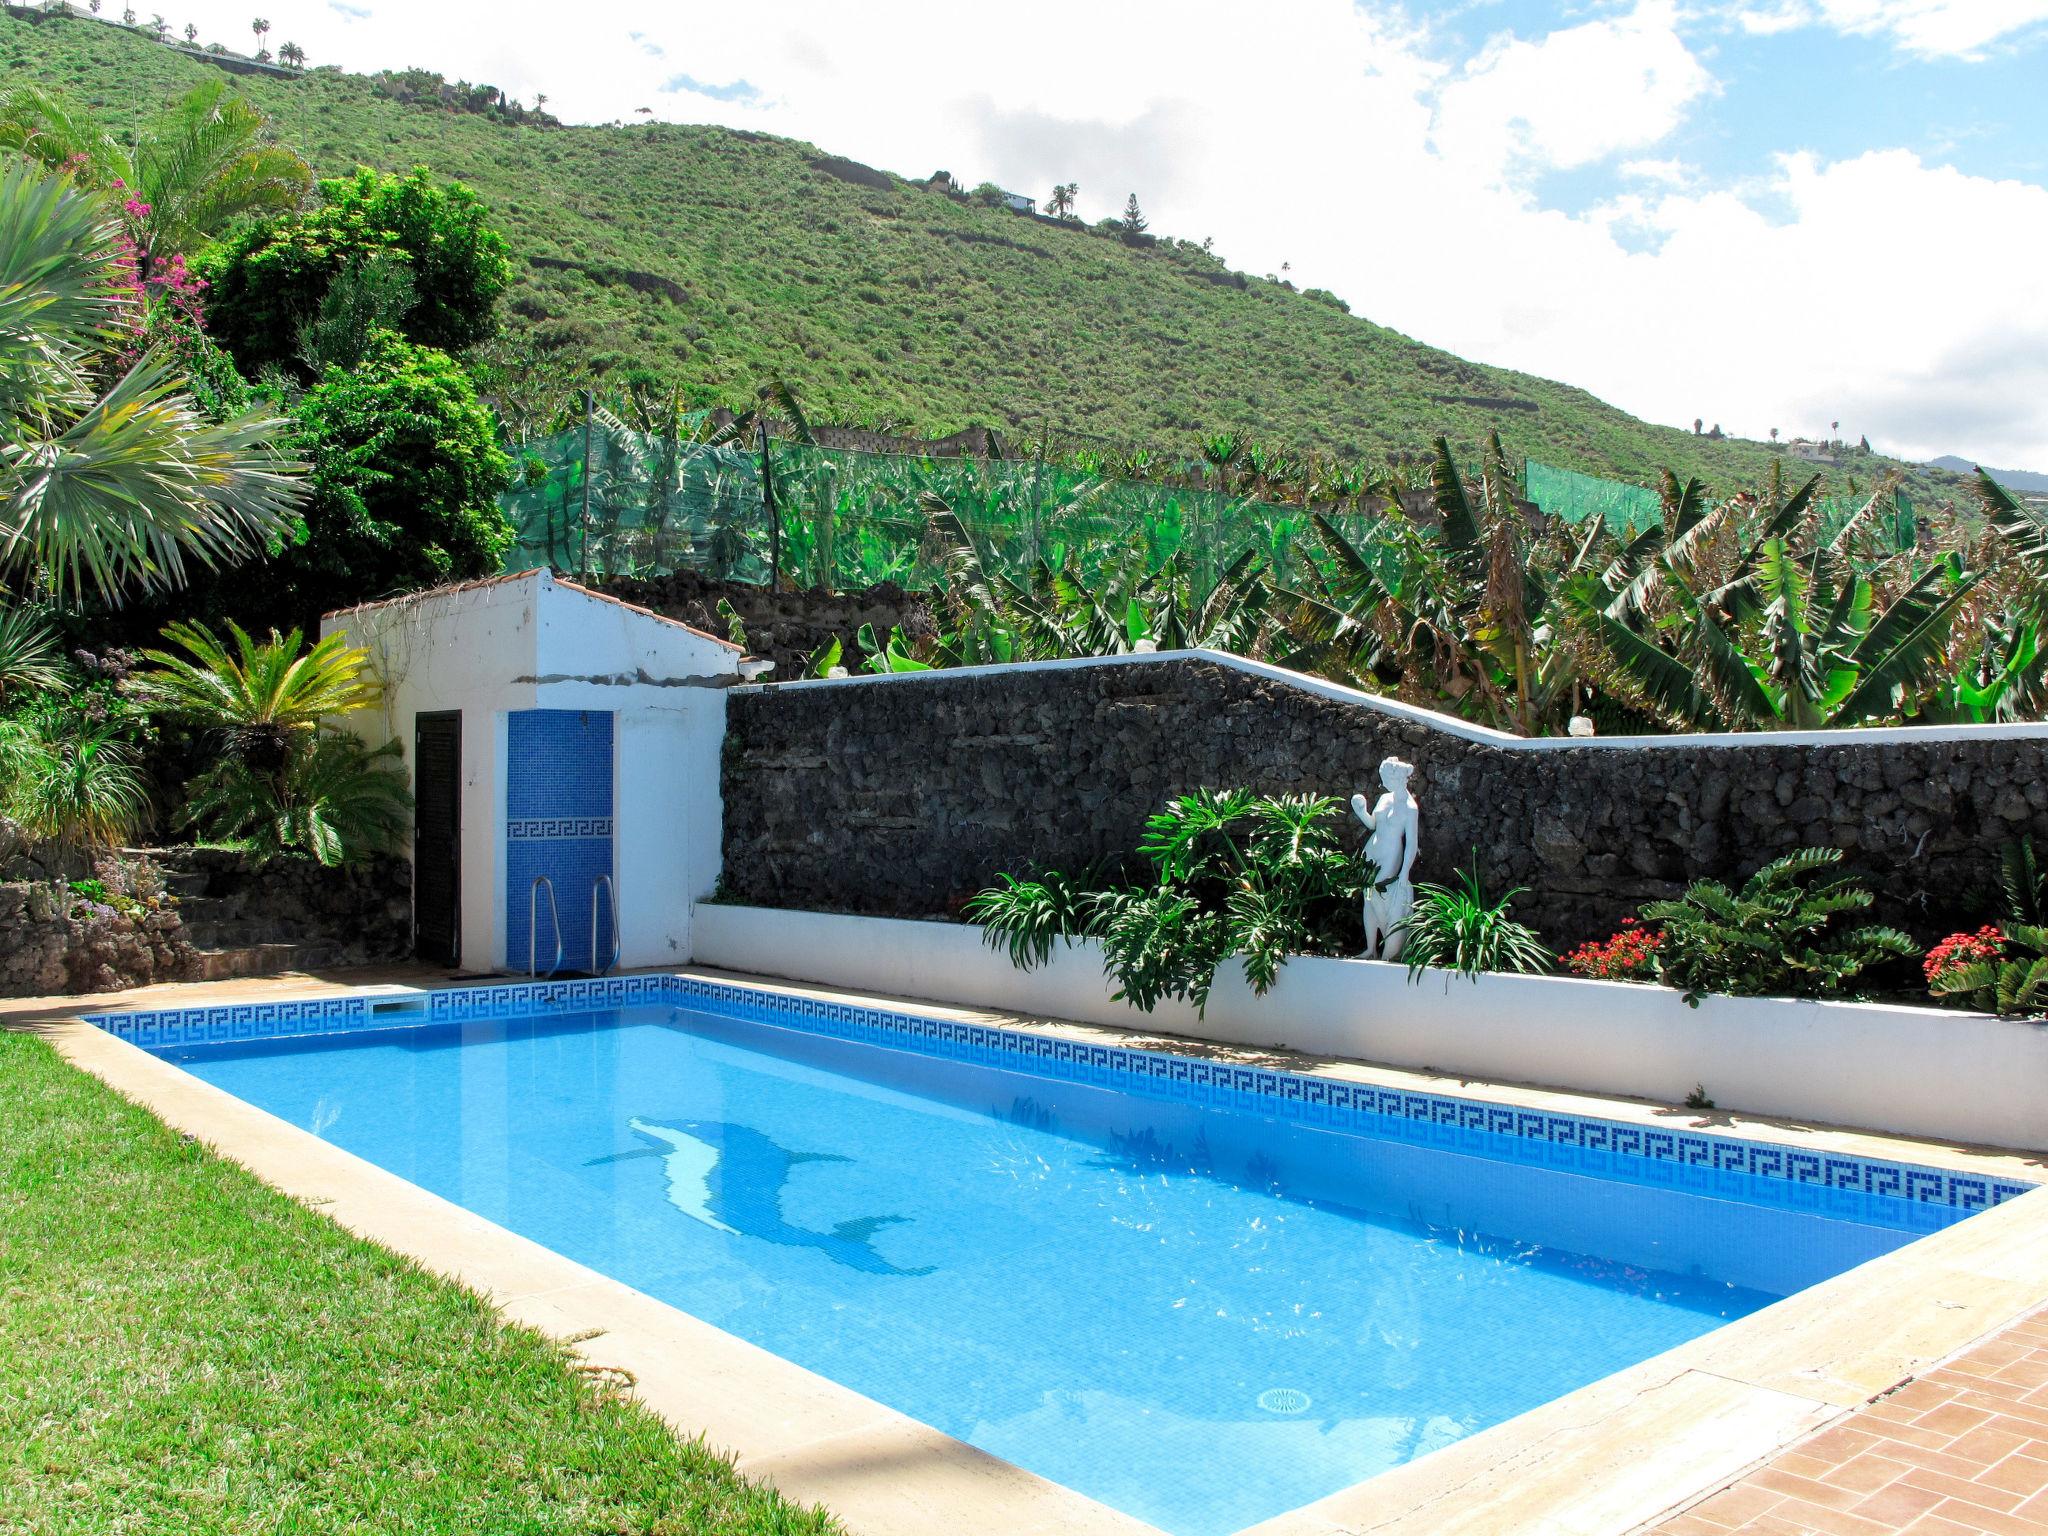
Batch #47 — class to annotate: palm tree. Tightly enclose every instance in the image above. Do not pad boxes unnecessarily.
[249,16,269,56]
[278,40,304,68]
[1048,182,1076,220]
[149,13,166,39]
[0,162,304,606]
[0,80,312,265]
[141,621,380,767]
[141,621,407,864]
[183,21,197,43]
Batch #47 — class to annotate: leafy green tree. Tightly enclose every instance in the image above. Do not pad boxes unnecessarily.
[0,80,311,266]
[274,332,514,621]
[198,165,511,379]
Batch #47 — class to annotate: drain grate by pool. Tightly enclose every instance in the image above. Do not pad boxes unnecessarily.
[1257,1387,1311,1415]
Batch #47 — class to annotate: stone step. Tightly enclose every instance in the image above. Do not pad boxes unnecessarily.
[172,895,240,924]
[179,919,289,951]
[160,870,211,898]
[189,943,337,982]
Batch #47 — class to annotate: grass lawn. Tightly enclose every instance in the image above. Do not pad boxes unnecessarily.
[0,1031,838,1536]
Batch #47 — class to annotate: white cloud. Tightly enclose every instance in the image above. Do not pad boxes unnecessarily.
[1618,156,1695,185]
[150,0,2048,465]
[1734,1,2048,57]
[1433,2,1717,186]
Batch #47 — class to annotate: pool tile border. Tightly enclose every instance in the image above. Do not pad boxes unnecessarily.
[89,972,2034,1215]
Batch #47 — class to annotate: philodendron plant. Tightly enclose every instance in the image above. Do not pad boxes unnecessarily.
[965,788,1362,1014]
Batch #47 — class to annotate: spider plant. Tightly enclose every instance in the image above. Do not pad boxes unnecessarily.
[1394,861,1549,982]
[0,699,147,850]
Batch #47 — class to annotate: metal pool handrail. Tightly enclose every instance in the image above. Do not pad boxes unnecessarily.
[529,875,564,978]
[591,874,620,976]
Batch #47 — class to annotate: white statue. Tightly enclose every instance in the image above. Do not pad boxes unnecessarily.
[1351,758,1419,961]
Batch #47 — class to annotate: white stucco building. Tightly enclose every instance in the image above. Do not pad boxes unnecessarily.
[322,568,743,975]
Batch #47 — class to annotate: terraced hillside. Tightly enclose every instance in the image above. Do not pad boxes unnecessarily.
[0,9,1965,501]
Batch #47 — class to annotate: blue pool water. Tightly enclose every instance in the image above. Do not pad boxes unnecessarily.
[156,998,1985,1536]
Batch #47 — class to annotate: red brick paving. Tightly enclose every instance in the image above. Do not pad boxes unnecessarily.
[1652,1310,2048,1535]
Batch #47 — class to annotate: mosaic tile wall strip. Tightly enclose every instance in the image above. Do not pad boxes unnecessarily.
[504,708,615,972]
[668,977,2037,1215]
[93,971,2035,1213]
[427,973,673,1019]
[90,993,375,1050]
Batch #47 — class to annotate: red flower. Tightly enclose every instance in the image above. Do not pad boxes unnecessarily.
[1924,925,2004,986]
[1564,919,1664,981]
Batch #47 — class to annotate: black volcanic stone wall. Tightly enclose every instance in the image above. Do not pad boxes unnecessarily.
[719,658,2048,947]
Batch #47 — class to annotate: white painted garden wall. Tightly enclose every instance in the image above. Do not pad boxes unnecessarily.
[691,904,2048,1151]
[323,569,740,971]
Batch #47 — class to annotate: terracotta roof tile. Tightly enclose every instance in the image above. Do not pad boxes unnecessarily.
[323,569,744,654]
[553,577,742,651]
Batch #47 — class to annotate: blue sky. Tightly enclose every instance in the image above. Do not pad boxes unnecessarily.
[1518,4,2048,217]
[169,0,2048,465]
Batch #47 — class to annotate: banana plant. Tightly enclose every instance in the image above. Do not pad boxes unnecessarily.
[1571,536,1983,730]
[1926,608,2044,724]
[855,622,931,674]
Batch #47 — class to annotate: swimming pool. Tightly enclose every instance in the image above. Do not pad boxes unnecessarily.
[101,977,2034,1536]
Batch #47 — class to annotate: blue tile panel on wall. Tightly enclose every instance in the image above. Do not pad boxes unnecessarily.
[504,709,614,972]
[92,974,2035,1217]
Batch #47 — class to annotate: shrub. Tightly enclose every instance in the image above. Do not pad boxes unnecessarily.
[183,730,410,866]
[1927,925,2048,1019]
[1563,918,1663,981]
[0,699,148,851]
[1925,843,2048,1018]
[961,870,1106,970]
[142,621,407,865]
[1642,848,1913,1003]
[270,332,514,624]
[967,788,1361,1014]
[1925,926,2007,989]
[199,165,511,379]
[1393,862,1549,982]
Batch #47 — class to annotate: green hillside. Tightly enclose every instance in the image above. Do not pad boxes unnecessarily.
[1,9,1963,502]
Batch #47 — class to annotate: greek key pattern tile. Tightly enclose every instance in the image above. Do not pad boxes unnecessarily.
[89,994,374,1049]
[94,972,2035,1214]
[667,976,2034,1216]
[507,817,614,839]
